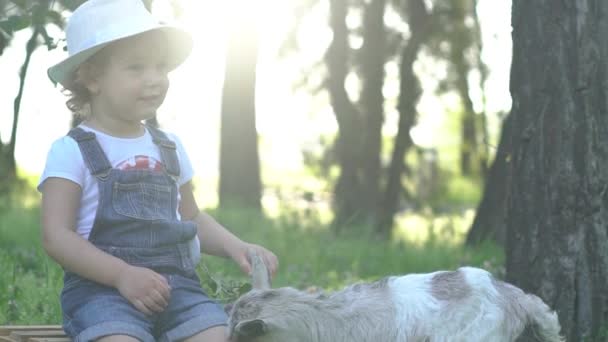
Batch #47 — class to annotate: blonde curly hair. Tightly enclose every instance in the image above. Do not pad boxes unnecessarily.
[60,48,110,118]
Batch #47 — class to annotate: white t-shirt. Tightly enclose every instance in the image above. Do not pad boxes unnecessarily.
[38,125,200,255]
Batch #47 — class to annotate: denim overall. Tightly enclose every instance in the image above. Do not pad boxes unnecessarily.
[60,126,227,341]
[67,125,197,273]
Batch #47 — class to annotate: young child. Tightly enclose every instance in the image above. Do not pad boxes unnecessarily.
[39,1,278,341]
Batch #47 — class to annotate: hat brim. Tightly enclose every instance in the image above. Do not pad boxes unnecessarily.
[47,25,193,87]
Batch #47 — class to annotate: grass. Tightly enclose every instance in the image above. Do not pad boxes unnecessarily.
[0,207,64,324]
[0,192,503,325]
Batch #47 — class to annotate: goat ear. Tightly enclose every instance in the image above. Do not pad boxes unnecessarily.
[235,319,269,337]
[248,249,271,290]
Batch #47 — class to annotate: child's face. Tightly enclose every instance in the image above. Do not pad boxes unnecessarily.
[88,31,170,123]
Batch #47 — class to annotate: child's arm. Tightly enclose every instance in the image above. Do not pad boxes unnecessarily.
[179,181,279,276]
[40,177,171,315]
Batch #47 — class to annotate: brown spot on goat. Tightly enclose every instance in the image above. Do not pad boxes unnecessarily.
[430,270,471,302]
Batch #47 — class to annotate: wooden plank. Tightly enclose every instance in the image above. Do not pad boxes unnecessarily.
[9,331,66,342]
[0,327,63,336]
[0,334,70,342]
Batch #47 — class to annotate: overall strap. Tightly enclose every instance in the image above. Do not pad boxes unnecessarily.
[146,124,181,178]
[67,127,112,178]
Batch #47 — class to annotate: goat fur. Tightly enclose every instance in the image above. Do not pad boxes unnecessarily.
[227,251,564,342]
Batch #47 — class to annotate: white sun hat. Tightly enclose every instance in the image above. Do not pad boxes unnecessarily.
[47,0,193,86]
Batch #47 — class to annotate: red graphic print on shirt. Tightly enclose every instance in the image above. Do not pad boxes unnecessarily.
[116,155,164,172]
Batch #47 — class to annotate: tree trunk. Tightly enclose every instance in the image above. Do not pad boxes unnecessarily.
[0,26,8,55]
[458,69,478,176]
[471,0,490,175]
[326,0,365,228]
[0,26,38,209]
[507,1,608,340]
[449,0,480,177]
[219,18,262,211]
[359,0,386,225]
[376,0,430,237]
[466,114,511,247]
[2,27,39,180]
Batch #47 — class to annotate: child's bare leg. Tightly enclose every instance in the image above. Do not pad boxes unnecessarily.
[183,326,227,342]
[96,335,140,342]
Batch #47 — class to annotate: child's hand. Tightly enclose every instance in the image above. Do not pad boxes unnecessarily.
[114,265,171,315]
[230,242,279,278]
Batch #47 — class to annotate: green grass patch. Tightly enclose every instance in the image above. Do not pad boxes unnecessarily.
[197,207,503,304]
[0,203,503,324]
[0,207,64,324]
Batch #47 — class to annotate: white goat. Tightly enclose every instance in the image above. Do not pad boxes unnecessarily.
[227,251,564,342]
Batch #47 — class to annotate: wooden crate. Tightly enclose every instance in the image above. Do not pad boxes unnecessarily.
[0,326,69,342]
